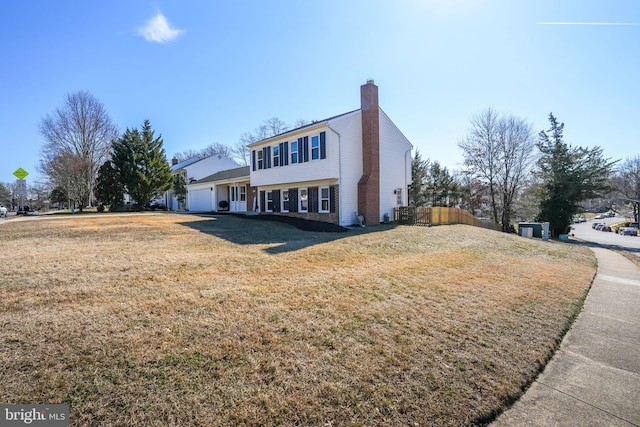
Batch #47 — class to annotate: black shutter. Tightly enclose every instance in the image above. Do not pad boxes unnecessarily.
[252,150,256,171]
[309,186,319,213]
[272,190,280,212]
[260,191,265,212]
[266,146,272,168]
[279,142,284,167]
[262,148,267,169]
[303,136,309,162]
[320,131,326,159]
[289,188,298,212]
[330,186,336,213]
[283,141,289,166]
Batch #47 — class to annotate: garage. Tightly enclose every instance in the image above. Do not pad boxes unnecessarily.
[187,188,213,212]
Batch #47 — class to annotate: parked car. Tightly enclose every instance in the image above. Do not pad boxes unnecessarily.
[16,205,29,215]
[0,204,7,217]
[592,222,603,229]
[594,214,606,219]
[594,223,606,231]
[620,227,638,236]
[601,225,612,232]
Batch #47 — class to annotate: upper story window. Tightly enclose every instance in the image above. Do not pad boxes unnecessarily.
[257,150,263,169]
[291,141,298,164]
[273,145,280,167]
[311,135,320,160]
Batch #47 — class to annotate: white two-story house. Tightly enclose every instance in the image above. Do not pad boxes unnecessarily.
[249,80,413,227]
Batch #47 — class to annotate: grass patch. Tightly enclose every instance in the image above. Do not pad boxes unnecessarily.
[0,213,595,426]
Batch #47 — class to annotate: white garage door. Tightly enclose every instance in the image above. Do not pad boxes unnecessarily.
[188,188,212,212]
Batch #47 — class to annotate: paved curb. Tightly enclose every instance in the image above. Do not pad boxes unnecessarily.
[492,247,640,426]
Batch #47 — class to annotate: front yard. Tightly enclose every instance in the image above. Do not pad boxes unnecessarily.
[0,213,595,426]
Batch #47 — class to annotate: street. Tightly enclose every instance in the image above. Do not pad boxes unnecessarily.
[570,216,640,251]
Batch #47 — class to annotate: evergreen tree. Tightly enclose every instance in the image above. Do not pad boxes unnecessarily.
[425,161,455,207]
[173,172,188,209]
[111,120,172,209]
[96,161,124,210]
[408,149,429,206]
[536,113,616,236]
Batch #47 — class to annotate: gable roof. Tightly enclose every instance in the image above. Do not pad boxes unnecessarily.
[171,157,201,171]
[248,109,359,148]
[194,166,250,184]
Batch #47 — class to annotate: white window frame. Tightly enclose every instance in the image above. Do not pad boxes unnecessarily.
[299,187,308,213]
[257,150,263,169]
[266,190,274,212]
[396,188,403,205]
[311,135,320,160]
[281,189,289,213]
[290,140,298,164]
[273,145,280,167]
[319,186,330,213]
[239,185,246,202]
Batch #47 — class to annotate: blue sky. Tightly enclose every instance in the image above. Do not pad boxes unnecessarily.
[1,0,639,185]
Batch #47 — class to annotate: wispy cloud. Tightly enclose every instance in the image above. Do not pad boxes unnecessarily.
[537,22,640,26]
[139,13,184,43]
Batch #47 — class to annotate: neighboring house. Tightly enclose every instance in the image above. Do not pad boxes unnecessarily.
[186,166,251,212]
[248,80,413,226]
[165,155,239,210]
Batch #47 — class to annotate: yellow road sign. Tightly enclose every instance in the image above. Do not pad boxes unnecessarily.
[13,168,29,180]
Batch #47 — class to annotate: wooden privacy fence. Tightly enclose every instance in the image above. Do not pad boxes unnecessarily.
[393,206,501,231]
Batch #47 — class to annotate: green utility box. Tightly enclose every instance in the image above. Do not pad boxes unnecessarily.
[518,222,543,238]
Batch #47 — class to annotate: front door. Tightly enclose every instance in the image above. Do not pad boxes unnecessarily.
[230,184,247,212]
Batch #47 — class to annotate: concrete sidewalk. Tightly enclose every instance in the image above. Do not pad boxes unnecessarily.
[493,247,640,426]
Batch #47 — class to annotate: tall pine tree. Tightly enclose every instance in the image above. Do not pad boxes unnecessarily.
[536,113,616,236]
[111,120,172,209]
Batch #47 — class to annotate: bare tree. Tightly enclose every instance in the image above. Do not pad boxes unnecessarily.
[459,108,501,223]
[41,152,93,211]
[614,155,640,222]
[39,91,118,207]
[459,108,535,231]
[496,115,536,230]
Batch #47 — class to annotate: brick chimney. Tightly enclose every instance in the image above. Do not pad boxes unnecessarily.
[172,157,179,166]
[358,79,380,225]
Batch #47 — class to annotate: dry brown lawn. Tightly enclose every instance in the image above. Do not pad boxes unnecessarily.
[0,213,596,426]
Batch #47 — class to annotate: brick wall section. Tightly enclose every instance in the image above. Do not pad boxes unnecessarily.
[358,80,380,225]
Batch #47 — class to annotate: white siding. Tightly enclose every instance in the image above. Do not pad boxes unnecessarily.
[379,108,413,222]
[249,123,342,187]
[327,111,363,226]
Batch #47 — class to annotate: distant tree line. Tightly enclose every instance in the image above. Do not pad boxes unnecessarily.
[410,109,622,236]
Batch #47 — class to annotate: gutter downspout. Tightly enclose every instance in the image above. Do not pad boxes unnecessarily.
[327,121,342,225]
